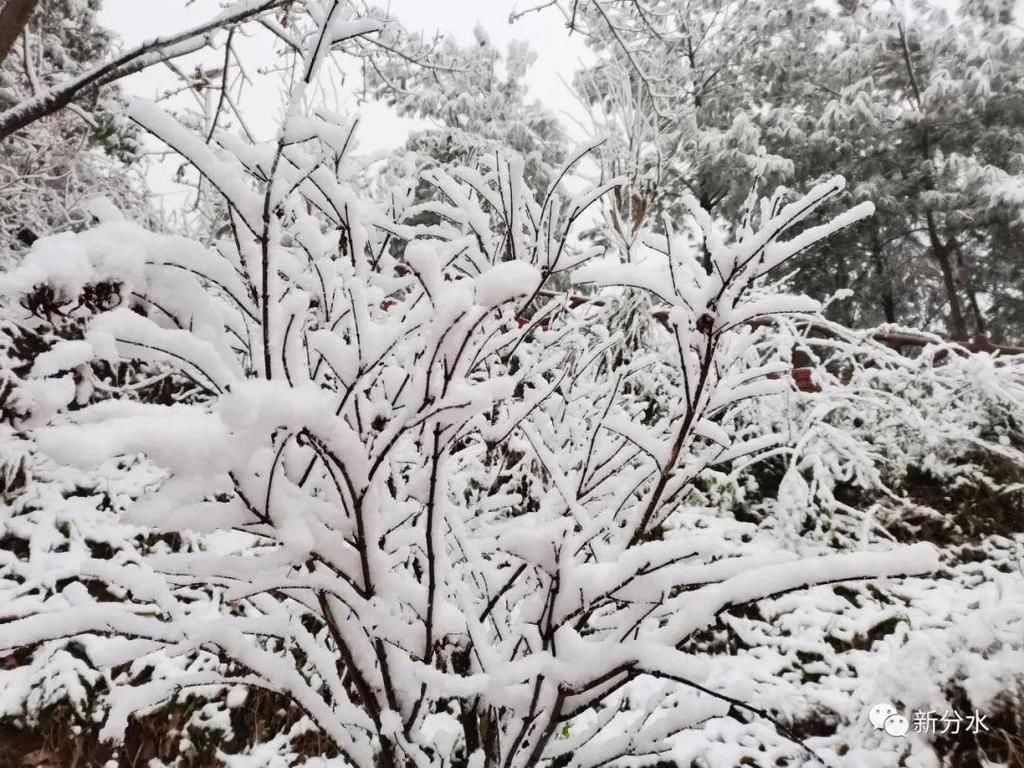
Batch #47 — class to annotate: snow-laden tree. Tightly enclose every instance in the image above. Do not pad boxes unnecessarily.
[552,0,820,259]
[675,319,1024,766]
[723,316,1024,545]
[0,0,303,143]
[803,0,1024,343]
[363,18,566,201]
[1,8,939,768]
[531,0,1024,343]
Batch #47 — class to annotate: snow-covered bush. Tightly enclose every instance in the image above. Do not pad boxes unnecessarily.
[673,321,1024,766]
[726,320,1024,546]
[0,10,941,768]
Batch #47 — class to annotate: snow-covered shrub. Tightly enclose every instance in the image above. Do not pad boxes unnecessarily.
[727,320,1024,547]
[0,206,208,743]
[674,321,1024,766]
[1,10,940,768]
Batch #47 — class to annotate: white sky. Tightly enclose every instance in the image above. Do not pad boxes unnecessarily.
[97,1,591,211]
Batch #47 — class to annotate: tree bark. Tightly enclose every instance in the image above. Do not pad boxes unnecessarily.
[0,0,40,69]
[895,21,969,340]
[869,223,896,324]
[953,239,988,337]
[926,212,969,340]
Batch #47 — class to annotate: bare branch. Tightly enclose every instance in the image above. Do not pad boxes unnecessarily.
[0,0,291,141]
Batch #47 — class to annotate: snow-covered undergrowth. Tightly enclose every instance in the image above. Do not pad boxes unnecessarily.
[1,8,1019,768]
[678,332,1024,767]
[3,340,1020,768]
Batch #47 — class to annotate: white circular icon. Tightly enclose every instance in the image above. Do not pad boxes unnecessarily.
[869,702,898,729]
[884,714,910,737]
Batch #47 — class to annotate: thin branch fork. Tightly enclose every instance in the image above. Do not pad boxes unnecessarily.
[0,0,291,142]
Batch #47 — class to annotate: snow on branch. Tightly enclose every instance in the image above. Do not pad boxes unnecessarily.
[0,0,294,141]
[0,20,938,768]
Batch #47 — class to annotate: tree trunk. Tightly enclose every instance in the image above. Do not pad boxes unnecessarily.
[896,22,969,341]
[698,191,713,275]
[869,223,897,324]
[953,239,988,337]
[935,250,967,340]
[926,212,969,340]
[0,0,40,69]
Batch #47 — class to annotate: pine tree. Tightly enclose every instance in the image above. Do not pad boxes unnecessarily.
[554,0,1024,342]
[812,0,1024,342]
